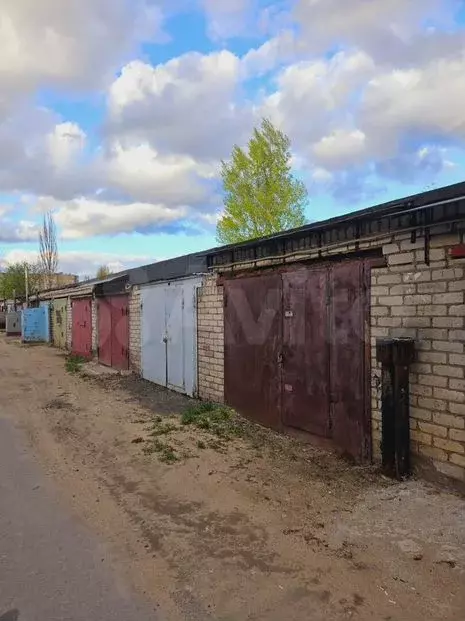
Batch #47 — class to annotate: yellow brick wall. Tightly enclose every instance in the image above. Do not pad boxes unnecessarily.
[201,226,465,483]
[371,230,465,482]
[91,297,98,356]
[197,274,224,402]
[129,286,141,373]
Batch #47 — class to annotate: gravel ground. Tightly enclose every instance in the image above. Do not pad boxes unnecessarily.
[1,334,464,621]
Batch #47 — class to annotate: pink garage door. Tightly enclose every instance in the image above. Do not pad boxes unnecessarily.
[72,298,92,359]
[97,295,129,371]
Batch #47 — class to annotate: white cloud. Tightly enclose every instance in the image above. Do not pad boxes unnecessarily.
[103,141,218,207]
[0,107,93,199]
[108,51,253,160]
[0,0,463,234]
[294,0,460,66]
[241,30,301,78]
[360,55,465,156]
[1,249,153,277]
[201,0,292,41]
[0,218,38,242]
[201,0,249,41]
[47,123,87,170]
[0,0,165,111]
[263,50,375,149]
[312,130,367,170]
[34,196,189,240]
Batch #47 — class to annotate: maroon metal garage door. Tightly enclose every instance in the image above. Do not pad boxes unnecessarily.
[72,298,92,359]
[282,267,330,437]
[97,295,129,370]
[224,272,282,429]
[330,261,371,462]
[223,259,370,462]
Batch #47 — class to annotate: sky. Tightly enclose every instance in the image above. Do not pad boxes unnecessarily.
[0,0,464,278]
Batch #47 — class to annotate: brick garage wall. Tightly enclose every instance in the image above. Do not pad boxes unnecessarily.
[66,297,72,349]
[197,274,224,402]
[129,286,141,374]
[91,297,98,356]
[371,230,465,483]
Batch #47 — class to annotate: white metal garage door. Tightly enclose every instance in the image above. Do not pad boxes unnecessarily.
[141,276,202,397]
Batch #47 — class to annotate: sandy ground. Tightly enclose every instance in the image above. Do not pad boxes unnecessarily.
[1,334,464,621]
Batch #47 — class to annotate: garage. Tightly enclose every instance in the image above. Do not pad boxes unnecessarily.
[52,298,67,349]
[97,295,129,370]
[223,260,371,462]
[141,276,202,396]
[71,298,92,358]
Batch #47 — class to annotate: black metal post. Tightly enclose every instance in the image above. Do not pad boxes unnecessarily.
[376,338,415,480]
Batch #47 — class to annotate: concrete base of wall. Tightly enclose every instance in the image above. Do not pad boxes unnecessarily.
[413,455,465,495]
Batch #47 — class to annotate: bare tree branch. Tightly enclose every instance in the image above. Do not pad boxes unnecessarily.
[39,210,58,289]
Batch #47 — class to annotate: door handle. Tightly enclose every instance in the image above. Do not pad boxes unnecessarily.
[277,352,284,365]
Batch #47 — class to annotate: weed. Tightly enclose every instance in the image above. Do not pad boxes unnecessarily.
[207,438,226,452]
[159,446,178,464]
[147,438,179,463]
[65,355,86,374]
[150,423,178,437]
[181,402,236,439]
[197,440,207,449]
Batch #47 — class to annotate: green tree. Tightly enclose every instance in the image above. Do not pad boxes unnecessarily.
[0,262,41,300]
[217,118,308,244]
[96,265,112,280]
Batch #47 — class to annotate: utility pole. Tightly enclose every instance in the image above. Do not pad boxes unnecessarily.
[25,264,29,307]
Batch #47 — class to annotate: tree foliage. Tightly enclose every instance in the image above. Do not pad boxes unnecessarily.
[96,265,112,280]
[0,262,41,300]
[39,210,58,289]
[216,118,308,244]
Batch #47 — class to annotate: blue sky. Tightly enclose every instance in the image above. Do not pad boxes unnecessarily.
[0,0,464,277]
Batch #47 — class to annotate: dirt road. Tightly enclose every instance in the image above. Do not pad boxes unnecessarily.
[1,335,464,620]
[0,417,158,620]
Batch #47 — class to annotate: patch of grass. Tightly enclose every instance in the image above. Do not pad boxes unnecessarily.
[181,402,237,440]
[207,438,227,452]
[65,354,86,374]
[144,438,179,463]
[150,422,178,437]
[142,415,181,463]
[197,440,207,449]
